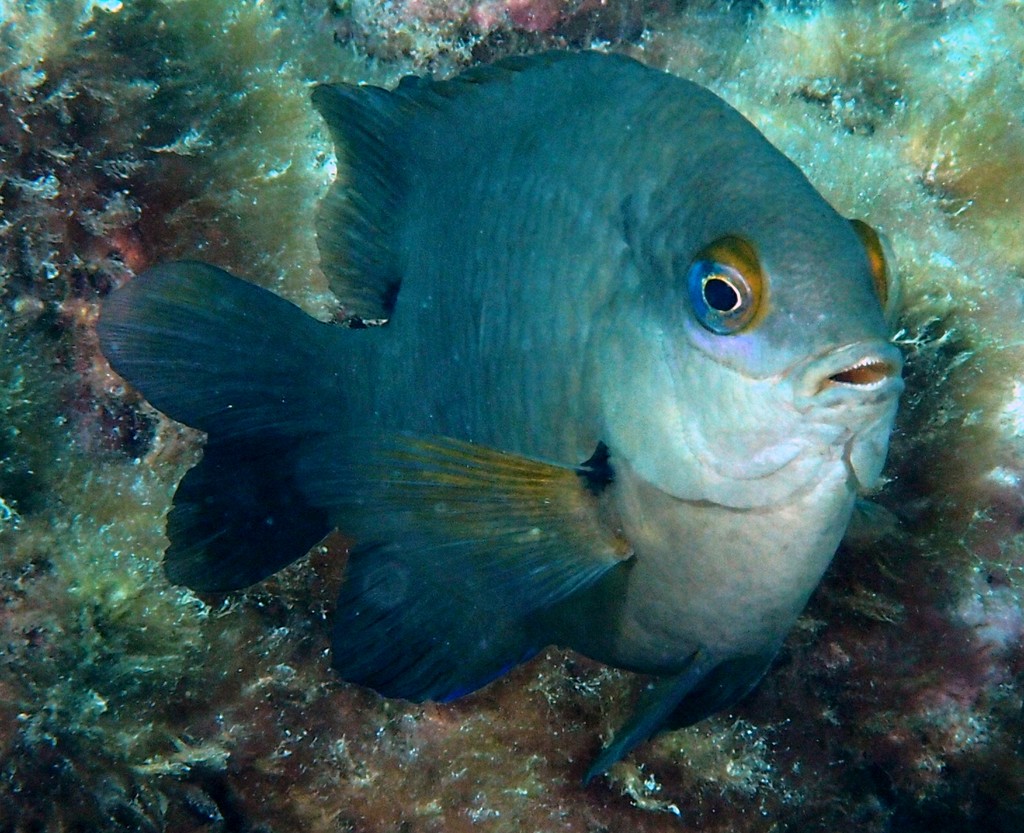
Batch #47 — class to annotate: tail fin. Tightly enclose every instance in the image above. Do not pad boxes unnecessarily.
[98,262,346,591]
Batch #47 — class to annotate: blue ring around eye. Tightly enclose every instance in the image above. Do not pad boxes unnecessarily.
[686,259,755,335]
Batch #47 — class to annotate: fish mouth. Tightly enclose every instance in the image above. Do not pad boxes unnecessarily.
[795,342,904,408]
[789,342,903,488]
[823,356,897,389]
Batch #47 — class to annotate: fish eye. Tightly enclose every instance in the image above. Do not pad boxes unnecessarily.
[702,273,742,312]
[686,236,763,335]
[849,219,891,309]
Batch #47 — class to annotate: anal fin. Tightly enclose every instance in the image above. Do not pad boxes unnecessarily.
[331,541,537,702]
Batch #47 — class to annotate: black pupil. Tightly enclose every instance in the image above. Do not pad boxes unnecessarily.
[704,276,740,312]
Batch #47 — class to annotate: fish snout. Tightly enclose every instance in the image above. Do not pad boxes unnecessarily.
[795,342,904,411]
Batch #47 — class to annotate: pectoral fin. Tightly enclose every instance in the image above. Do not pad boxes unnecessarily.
[299,434,633,701]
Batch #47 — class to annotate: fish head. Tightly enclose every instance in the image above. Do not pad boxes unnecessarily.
[599,172,904,511]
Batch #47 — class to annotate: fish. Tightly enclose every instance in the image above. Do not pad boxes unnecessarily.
[97,50,904,782]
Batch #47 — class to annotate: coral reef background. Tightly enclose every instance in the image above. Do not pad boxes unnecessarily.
[2,1,1023,830]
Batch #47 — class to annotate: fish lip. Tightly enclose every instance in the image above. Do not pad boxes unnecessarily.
[793,341,904,410]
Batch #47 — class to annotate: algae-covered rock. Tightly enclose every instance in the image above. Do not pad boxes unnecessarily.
[1,1,1022,831]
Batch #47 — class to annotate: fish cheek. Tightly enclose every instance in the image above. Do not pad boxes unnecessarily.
[593,319,707,501]
[590,287,808,507]
[613,335,815,508]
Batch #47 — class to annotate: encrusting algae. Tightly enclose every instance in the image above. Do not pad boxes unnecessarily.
[2,2,1024,832]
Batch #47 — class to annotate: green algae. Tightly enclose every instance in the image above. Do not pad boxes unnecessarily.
[0,328,212,830]
[1,0,367,314]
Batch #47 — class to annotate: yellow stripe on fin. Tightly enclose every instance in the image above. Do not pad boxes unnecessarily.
[300,433,634,701]
[360,434,632,572]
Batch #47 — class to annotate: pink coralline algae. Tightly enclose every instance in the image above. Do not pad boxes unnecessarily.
[339,1,654,63]
[375,1,583,34]
[469,0,566,32]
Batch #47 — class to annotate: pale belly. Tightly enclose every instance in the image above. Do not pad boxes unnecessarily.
[561,457,857,674]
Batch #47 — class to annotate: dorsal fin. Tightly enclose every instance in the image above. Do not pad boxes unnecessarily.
[310,51,638,321]
[311,83,407,321]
